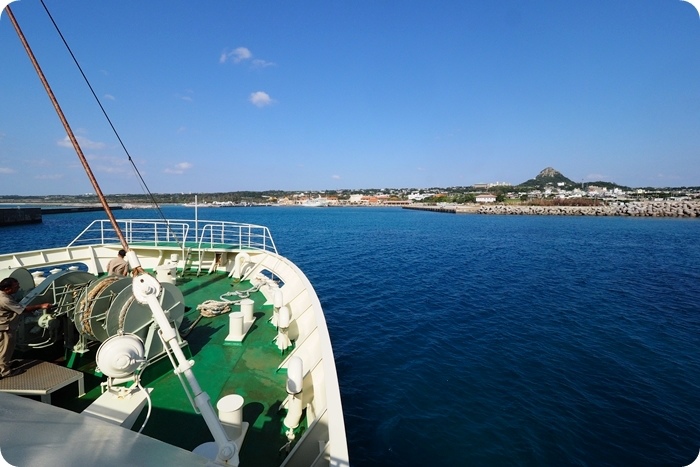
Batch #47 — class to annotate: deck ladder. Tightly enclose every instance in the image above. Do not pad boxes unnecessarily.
[196,250,220,276]
[181,248,194,275]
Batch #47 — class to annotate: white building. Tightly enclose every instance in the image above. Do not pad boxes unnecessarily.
[475,194,497,203]
[407,192,431,201]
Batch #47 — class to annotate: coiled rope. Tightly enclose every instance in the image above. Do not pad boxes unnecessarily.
[195,284,263,318]
[117,295,137,333]
[78,276,122,337]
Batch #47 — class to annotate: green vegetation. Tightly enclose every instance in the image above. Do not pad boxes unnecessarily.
[2,167,699,206]
[516,167,631,191]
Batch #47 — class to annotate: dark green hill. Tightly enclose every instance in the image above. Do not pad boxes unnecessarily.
[517,167,577,189]
[517,167,631,191]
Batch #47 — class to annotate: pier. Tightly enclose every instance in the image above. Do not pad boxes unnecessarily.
[403,202,700,218]
[403,205,455,213]
[0,206,122,226]
[0,208,42,226]
[402,205,481,214]
[41,206,121,215]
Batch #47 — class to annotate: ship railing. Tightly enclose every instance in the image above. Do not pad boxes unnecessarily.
[68,219,278,254]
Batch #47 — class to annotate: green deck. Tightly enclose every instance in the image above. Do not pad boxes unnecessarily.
[24,270,302,466]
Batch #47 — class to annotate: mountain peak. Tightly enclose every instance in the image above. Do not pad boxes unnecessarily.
[536,167,561,179]
[517,167,576,188]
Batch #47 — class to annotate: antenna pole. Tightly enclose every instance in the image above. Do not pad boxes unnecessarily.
[6,5,129,251]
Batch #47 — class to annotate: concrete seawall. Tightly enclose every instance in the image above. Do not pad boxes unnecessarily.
[403,205,482,214]
[0,206,123,226]
[404,202,700,217]
[403,205,456,213]
[0,208,42,226]
[476,201,700,217]
[41,206,122,214]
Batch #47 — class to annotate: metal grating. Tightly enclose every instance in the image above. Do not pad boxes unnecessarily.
[0,360,84,403]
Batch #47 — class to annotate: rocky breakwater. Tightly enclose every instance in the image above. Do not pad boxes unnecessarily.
[477,201,700,218]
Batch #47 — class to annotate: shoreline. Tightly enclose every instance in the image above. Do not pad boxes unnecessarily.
[476,201,700,217]
[405,201,700,218]
[4,201,700,218]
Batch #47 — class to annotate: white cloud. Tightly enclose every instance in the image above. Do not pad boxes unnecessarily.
[331,174,341,180]
[249,91,275,107]
[57,135,105,150]
[251,58,275,69]
[104,94,115,101]
[232,47,252,62]
[96,166,126,174]
[83,154,130,174]
[220,47,274,68]
[220,46,252,64]
[178,90,194,102]
[0,167,15,174]
[164,162,193,175]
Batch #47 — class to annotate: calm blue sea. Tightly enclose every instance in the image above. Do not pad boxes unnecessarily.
[2,206,699,466]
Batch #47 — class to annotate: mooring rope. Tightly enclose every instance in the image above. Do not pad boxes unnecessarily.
[194,283,263,318]
[117,295,137,334]
[196,300,233,318]
[78,276,122,337]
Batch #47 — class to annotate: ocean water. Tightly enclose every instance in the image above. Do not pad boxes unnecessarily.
[2,206,699,466]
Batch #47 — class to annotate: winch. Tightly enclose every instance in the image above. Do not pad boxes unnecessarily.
[9,268,185,361]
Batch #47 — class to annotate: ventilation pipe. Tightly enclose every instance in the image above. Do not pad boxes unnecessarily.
[274,306,292,352]
[271,288,283,327]
[283,357,304,446]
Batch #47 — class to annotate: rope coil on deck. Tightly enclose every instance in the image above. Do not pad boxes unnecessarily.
[195,284,263,318]
[196,300,232,318]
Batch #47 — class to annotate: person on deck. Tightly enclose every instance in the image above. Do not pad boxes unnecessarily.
[0,277,54,379]
[106,249,130,276]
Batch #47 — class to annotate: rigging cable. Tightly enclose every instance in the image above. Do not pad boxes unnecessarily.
[38,0,184,248]
[6,5,129,250]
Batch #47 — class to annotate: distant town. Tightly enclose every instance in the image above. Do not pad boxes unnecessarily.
[1,168,700,208]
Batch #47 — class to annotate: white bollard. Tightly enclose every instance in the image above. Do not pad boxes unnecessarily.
[226,313,244,342]
[156,265,176,284]
[217,394,245,440]
[240,298,254,323]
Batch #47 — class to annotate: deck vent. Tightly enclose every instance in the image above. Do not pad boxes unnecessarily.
[282,356,304,450]
[274,306,292,352]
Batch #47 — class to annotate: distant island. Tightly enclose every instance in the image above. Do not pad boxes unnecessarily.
[1,167,698,208]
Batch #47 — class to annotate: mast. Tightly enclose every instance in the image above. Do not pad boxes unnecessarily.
[6,9,240,463]
[6,5,129,251]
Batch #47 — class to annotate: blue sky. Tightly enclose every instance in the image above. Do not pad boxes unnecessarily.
[1,0,699,195]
